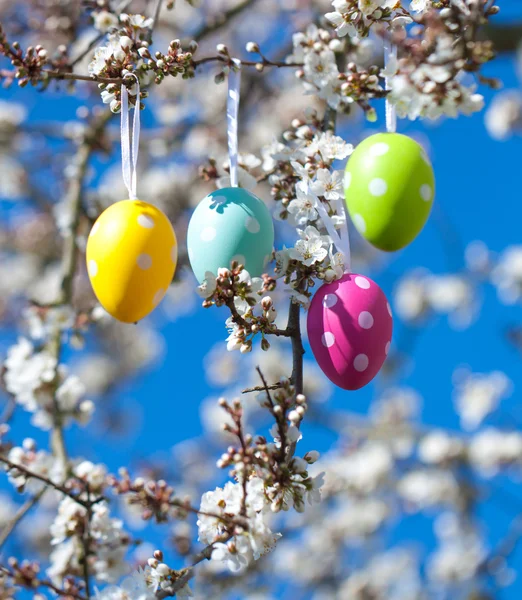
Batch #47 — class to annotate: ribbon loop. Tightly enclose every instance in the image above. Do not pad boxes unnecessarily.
[121,73,141,200]
[314,195,352,274]
[383,37,397,134]
[227,59,241,187]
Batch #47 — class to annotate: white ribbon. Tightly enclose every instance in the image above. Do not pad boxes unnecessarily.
[227,59,241,187]
[383,39,397,134]
[314,195,352,274]
[121,74,141,200]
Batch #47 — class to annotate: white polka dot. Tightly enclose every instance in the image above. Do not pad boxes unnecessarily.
[153,289,166,306]
[369,178,388,197]
[89,222,99,237]
[171,245,177,263]
[358,311,374,329]
[321,332,335,348]
[245,216,260,234]
[353,213,367,234]
[137,253,152,270]
[88,260,98,277]
[201,226,216,242]
[353,354,369,372]
[355,276,370,290]
[370,142,390,157]
[344,171,352,190]
[137,214,154,229]
[323,294,338,308]
[232,254,246,266]
[385,341,391,355]
[387,302,392,317]
[420,184,432,202]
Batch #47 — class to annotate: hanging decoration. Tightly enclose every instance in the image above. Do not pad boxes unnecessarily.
[86,75,178,323]
[307,152,393,390]
[344,33,435,252]
[187,59,274,283]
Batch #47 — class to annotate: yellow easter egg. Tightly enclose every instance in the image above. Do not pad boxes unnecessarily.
[86,199,177,323]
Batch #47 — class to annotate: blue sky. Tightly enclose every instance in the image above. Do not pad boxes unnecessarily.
[2,5,522,597]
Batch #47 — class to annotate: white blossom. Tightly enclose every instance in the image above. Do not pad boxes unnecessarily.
[453,369,512,430]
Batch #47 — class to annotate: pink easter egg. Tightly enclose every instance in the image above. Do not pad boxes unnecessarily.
[307,273,393,390]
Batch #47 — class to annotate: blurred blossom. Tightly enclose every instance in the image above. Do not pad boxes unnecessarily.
[453,368,512,430]
[428,525,486,584]
[491,245,522,304]
[485,91,522,140]
[339,550,422,600]
[0,156,27,200]
[465,239,491,275]
[398,469,459,509]
[418,431,464,465]
[394,269,477,327]
[468,428,522,475]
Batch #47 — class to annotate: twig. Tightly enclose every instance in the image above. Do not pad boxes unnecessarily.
[192,0,259,41]
[0,397,16,425]
[256,367,287,462]
[242,380,291,394]
[0,565,87,600]
[0,456,104,509]
[0,56,301,87]
[69,0,134,67]
[0,488,46,551]
[81,485,92,599]
[147,0,164,43]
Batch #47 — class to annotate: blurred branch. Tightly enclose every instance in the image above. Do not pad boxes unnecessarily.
[484,22,522,53]
[0,565,87,600]
[193,0,259,42]
[0,488,46,551]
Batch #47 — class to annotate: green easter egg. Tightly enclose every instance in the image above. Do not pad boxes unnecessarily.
[187,187,274,283]
[344,133,435,252]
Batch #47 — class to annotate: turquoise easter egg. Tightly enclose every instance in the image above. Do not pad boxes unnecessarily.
[344,133,435,252]
[187,187,274,282]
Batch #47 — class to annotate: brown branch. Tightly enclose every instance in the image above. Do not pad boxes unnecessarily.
[0,565,87,600]
[80,486,93,599]
[0,456,104,509]
[287,300,304,397]
[256,367,288,462]
[0,57,302,88]
[242,380,291,394]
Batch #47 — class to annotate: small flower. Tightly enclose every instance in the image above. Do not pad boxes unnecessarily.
[310,168,344,201]
[289,237,327,267]
[93,11,119,32]
[287,180,319,225]
[197,272,217,298]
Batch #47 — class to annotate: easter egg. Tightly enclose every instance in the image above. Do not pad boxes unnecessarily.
[344,133,435,252]
[86,199,177,323]
[307,273,393,390]
[187,187,274,283]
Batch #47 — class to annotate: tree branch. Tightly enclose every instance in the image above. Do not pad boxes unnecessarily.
[0,488,46,551]
[0,456,104,509]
